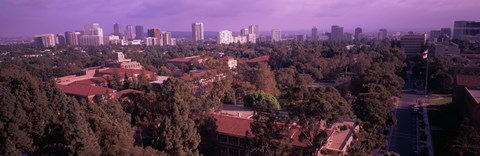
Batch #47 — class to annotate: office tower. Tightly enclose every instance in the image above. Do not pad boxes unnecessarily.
[355,27,363,40]
[145,37,159,46]
[378,28,388,40]
[247,34,256,43]
[113,23,121,36]
[330,25,344,41]
[344,33,353,41]
[192,22,204,41]
[272,29,282,42]
[148,28,163,46]
[83,23,104,45]
[297,34,307,41]
[400,32,427,57]
[218,30,234,44]
[65,31,79,45]
[249,25,259,36]
[135,25,145,40]
[56,33,66,45]
[33,34,56,47]
[125,25,135,40]
[240,28,249,36]
[162,32,173,46]
[429,30,442,41]
[440,28,452,37]
[106,35,121,45]
[233,36,247,44]
[312,27,318,41]
[453,21,480,40]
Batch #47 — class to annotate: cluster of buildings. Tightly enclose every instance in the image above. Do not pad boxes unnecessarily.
[217,25,259,44]
[34,23,177,47]
[55,52,159,102]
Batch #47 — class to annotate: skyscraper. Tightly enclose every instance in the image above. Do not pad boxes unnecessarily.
[125,25,135,40]
[247,34,256,43]
[249,25,259,36]
[330,25,344,41]
[192,22,204,42]
[82,23,104,45]
[135,25,145,40]
[65,31,79,46]
[162,32,173,46]
[355,27,363,40]
[113,23,121,35]
[272,29,282,42]
[378,28,388,40]
[33,34,56,47]
[218,30,234,44]
[453,21,480,40]
[297,34,307,41]
[240,28,249,36]
[312,27,318,41]
[148,28,162,46]
[440,28,452,37]
[56,33,66,45]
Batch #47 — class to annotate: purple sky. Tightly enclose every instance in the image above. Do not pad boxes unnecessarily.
[1,0,479,37]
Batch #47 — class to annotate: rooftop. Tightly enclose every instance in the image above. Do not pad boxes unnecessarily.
[246,55,270,63]
[466,87,480,104]
[456,75,480,87]
[219,105,254,119]
[57,83,116,97]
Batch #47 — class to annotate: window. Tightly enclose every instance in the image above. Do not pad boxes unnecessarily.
[228,148,239,156]
[218,134,228,143]
[228,136,238,145]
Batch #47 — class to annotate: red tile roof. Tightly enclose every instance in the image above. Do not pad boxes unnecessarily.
[167,57,192,63]
[456,75,480,87]
[220,56,235,61]
[246,55,270,63]
[114,89,142,99]
[57,83,116,97]
[97,68,154,78]
[72,77,107,86]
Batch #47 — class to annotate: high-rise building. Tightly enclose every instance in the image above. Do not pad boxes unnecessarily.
[429,30,442,41]
[145,37,159,46]
[83,23,104,45]
[344,33,353,41]
[192,22,204,42]
[330,25,344,41]
[355,27,363,40]
[113,23,121,36]
[125,25,135,40]
[162,32,175,46]
[272,29,282,42]
[135,25,145,40]
[247,34,256,43]
[312,27,318,41]
[400,32,427,57]
[33,34,56,47]
[147,28,162,46]
[440,28,452,37]
[297,34,307,41]
[56,33,66,45]
[249,25,259,36]
[65,31,79,46]
[218,30,234,44]
[240,28,249,36]
[453,21,480,40]
[233,36,247,44]
[378,28,388,40]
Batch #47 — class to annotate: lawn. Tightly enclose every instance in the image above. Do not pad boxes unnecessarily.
[428,94,452,105]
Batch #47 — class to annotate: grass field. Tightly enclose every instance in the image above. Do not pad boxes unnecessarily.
[428,94,452,105]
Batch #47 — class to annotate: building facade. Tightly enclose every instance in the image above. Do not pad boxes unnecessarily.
[125,25,135,40]
[135,25,145,40]
[65,31,79,46]
[400,33,427,57]
[272,29,282,42]
[453,21,480,40]
[311,27,318,41]
[33,34,56,47]
[355,27,363,40]
[192,22,205,42]
[147,28,163,46]
[330,25,344,41]
[218,30,234,44]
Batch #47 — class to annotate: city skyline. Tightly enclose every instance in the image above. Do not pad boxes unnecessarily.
[1,0,480,37]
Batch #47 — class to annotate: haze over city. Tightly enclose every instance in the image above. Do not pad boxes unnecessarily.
[1,0,480,37]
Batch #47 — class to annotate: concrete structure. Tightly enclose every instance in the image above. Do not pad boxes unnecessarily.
[240,28,249,36]
[429,30,442,41]
[312,27,318,41]
[246,34,256,43]
[248,25,259,36]
[82,23,104,45]
[65,31,79,46]
[135,25,144,40]
[192,22,205,42]
[453,21,480,40]
[125,25,135,40]
[33,34,56,47]
[221,56,238,69]
[106,52,143,69]
[440,28,452,37]
[355,27,363,40]
[296,34,307,41]
[430,42,461,57]
[330,25,344,41]
[272,29,282,42]
[344,32,353,41]
[218,30,234,44]
[378,28,388,40]
[145,37,159,46]
[147,28,163,46]
[233,36,247,44]
[113,23,122,37]
[400,33,427,57]
[162,32,175,46]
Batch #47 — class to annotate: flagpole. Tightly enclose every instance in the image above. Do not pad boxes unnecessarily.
[424,50,429,99]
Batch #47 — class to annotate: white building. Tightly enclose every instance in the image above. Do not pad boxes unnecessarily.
[192,22,205,41]
[272,29,282,42]
[247,34,256,43]
[82,23,104,45]
[33,34,56,47]
[233,36,247,44]
[79,35,102,46]
[218,30,234,44]
[145,37,159,46]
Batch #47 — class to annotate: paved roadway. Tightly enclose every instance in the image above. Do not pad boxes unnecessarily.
[388,92,421,155]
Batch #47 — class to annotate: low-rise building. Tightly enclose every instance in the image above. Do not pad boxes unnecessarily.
[57,83,116,102]
[105,52,143,69]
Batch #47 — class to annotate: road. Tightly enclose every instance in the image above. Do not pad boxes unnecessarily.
[388,92,421,155]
